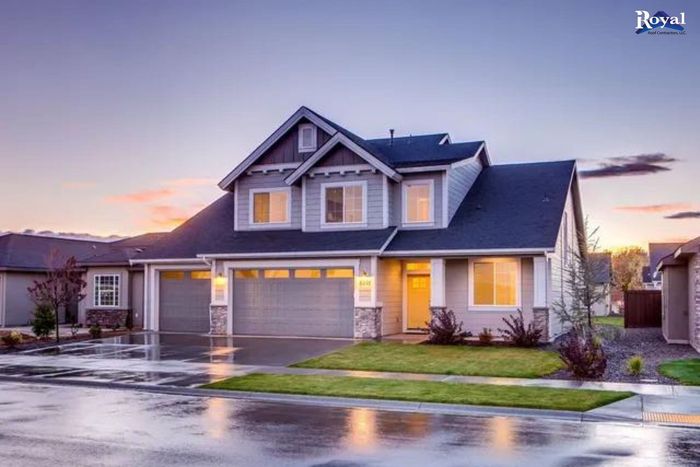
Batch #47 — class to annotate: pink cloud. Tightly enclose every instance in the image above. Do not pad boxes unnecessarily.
[148,204,202,229]
[105,188,175,204]
[614,203,692,213]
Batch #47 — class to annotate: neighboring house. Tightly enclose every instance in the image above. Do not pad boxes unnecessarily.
[657,236,700,351]
[0,233,112,326]
[133,106,585,341]
[78,233,168,328]
[644,242,682,289]
[589,252,613,316]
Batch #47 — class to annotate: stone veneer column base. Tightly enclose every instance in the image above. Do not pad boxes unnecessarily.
[354,307,382,339]
[209,305,228,335]
[86,309,129,328]
[429,306,447,322]
[691,256,700,351]
[533,307,549,342]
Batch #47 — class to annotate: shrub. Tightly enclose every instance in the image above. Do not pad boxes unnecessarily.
[1,331,23,348]
[478,328,493,345]
[110,322,120,332]
[426,309,470,345]
[31,304,56,339]
[70,322,80,337]
[627,355,644,376]
[499,309,542,347]
[558,329,607,378]
[89,323,102,339]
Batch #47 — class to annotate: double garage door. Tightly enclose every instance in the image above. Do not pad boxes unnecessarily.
[158,267,354,337]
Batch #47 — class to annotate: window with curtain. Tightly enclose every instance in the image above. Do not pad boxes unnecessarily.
[324,184,364,224]
[404,182,432,223]
[472,260,518,306]
[253,190,289,224]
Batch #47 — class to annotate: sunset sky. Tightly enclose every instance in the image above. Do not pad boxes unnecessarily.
[1,0,698,249]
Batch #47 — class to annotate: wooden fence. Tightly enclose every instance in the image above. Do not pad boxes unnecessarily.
[624,290,662,328]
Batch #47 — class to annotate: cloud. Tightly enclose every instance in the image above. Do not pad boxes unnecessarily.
[163,178,217,187]
[62,181,96,190]
[148,205,200,229]
[105,188,175,204]
[615,203,692,213]
[579,153,677,179]
[665,211,700,219]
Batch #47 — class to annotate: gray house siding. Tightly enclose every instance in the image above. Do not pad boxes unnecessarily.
[377,258,402,335]
[131,271,145,328]
[392,172,444,229]
[304,172,386,231]
[662,265,689,343]
[236,171,302,230]
[445,258,534,337]
[3,272,58,326]
[447,158,482,224]
[317,145,366,167]
[689,254,700,350]
[257,120,332,164]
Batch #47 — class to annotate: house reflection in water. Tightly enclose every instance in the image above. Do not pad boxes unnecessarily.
[345,408,377,450]
[489,416,514,453]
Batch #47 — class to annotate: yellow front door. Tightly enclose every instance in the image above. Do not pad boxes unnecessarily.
[407,274,431,329]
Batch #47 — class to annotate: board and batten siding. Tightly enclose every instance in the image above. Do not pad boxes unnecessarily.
[447,158,482,224]
[303,172,386,231]
[236,171,302,230]
[377,258,402,335]
[257,120,332,165]
[392,172,444,228]
[445,258,534,337]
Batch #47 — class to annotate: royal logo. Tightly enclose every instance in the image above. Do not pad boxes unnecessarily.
[635,10,686,34]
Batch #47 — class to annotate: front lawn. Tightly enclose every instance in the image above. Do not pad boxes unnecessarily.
[658,359,700,385]
[203,373,633,412]
[593,316,624,328]
[292,342,564,378]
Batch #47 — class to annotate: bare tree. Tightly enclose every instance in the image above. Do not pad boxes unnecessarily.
[612,247,646,292]
[553,220,608,332]
[27,251,86,343]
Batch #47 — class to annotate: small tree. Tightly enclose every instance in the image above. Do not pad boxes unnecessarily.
[27,252,86,343]
[612,246,646,293]
[553,220,608,331]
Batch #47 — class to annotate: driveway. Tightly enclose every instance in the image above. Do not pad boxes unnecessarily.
[0,332,353,387]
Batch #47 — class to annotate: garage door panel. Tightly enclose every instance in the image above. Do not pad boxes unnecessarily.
[159,271,210,333]
[233,269,354,337]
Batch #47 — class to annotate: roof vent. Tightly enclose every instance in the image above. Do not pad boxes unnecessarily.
[542,192,550,202]
[408,134,412,144]
[389,129,394,145]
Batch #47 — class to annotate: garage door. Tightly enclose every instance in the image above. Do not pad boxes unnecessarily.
[159,270,211,333]
[232,268,354,337]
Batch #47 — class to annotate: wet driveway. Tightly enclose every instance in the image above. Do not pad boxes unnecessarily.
[1,380,698,466]
[0,332,352,387]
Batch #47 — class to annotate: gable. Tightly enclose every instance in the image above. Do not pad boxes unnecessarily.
[315,144,366,167]
[257,119,332,165]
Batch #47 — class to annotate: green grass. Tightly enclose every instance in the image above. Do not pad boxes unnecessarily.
[292,342,564,378]
[658,359,700,385]
[203,373,633,412]
[593,316,624,328]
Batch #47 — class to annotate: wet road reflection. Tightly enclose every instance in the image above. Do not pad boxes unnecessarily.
[0,381,698,466]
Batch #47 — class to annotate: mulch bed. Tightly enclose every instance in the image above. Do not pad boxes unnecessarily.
[547,325,698,384]
[0,329,133,354]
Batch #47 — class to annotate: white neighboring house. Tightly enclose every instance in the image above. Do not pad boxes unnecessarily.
[589,252,613,316]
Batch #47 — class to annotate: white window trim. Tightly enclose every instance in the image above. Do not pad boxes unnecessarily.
[248,187,292,228]
[93,273,120,308]
[298,123,317,153]
[402,179,435,226]
[320,180,368,229]
[467,257,521,310]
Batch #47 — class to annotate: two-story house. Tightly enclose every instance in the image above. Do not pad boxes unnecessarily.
[133,107,584,341]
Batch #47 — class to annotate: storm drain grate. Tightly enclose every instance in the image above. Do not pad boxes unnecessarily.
[643,412,700,425]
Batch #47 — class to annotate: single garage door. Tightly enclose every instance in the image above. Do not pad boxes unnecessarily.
[159,270,211,333]
[232,267,354,337]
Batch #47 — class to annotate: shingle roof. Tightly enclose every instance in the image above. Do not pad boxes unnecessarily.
[589,252,612,284]
[78,232,169,266]
[135,194,395,259]
[385,160,576,252]
[648,242,682,281]
[0,234,113,271]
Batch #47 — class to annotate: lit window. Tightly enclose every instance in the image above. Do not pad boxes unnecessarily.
[326,268,354,279]
[94,274,120,307]
[472,259,519,306]
[294,269,321,279]
[406,262,431,272]
[190,271,211,280]
[298,123,317,152]
[323,183,365,225]
[161,271,184,280]
[252,189,289,224]
[264,269,290,279]
[404,181,433,223]
[235,269,259,279]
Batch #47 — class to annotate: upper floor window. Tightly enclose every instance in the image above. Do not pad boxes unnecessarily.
[322,181,366,226]
[403,180,434,224]
[470,258,520,308]
[298,123,317,153]
[94,274,120,307]
[251,188,290,225]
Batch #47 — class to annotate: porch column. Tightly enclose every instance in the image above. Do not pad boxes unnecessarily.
[353,257,382,339]
[430,258,446,319]
[209,259,230,335]
[532,256,549,342]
